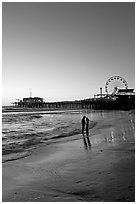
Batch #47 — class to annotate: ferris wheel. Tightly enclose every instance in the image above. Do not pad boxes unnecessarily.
[105,76,128,95]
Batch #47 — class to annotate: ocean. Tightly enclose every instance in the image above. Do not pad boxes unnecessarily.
[2,110,135,163]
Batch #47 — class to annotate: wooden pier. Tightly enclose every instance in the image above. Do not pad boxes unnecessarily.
[12,92,135,111]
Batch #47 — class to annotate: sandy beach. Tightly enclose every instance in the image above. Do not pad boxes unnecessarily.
[2,1,135,202]
[2,114,135,202]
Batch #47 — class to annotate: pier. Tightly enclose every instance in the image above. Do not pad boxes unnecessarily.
[12,93,135,111]
[11,76,135,111]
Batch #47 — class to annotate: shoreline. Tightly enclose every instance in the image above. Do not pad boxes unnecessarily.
[2,106,135,113]
[3,127,135,202]
[2,106,85,113]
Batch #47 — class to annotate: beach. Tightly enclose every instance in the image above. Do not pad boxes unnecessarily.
[2,110,135,202]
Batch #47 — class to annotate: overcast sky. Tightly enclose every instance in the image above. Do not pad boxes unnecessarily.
[2,2,135,105]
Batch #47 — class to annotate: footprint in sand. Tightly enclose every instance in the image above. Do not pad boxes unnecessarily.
[107,172,112,174]
[98,172,102,174]
[53,195,59,197]
[128,185,134,191]
[76,180,82,184]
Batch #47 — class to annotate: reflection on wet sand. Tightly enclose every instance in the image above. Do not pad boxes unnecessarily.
[90,120,134,147]
[110,130,114,142]
[81,111,135,150]
[83,136,91,150]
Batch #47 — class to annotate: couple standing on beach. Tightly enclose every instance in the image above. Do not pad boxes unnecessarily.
[81,116,89,136]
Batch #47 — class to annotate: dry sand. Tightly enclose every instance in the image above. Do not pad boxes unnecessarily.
[2,123,135,202]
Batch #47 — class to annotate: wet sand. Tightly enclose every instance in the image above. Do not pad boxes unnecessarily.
[2,124,135,202]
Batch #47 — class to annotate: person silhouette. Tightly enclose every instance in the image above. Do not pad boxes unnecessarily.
[86,117,89,136]
[84,117,92,148]
[81,116,86,136]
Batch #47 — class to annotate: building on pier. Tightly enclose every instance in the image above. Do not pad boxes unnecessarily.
[13,97,44,108]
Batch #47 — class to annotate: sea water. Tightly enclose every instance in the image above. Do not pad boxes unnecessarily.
[2,110,135,163]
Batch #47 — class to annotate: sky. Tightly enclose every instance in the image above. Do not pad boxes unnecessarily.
[2,2,135,105]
